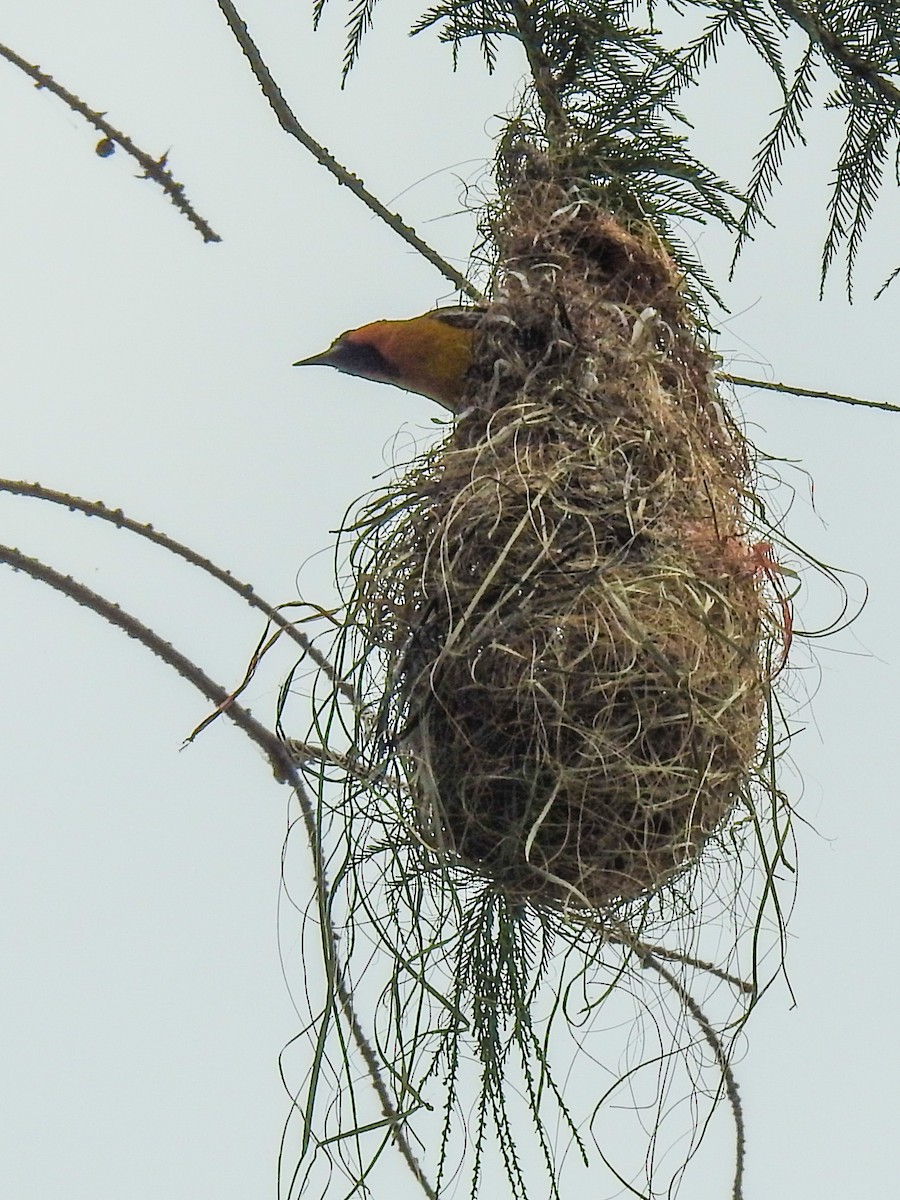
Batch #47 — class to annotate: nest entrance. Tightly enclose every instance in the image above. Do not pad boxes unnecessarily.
[360,186,771,911]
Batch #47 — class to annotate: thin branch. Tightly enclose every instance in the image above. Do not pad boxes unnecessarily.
[618,936,753,994]
[0,39,220,243]
[509,1,570,145]
[576,914,755,993]
[641,951,745,1200]
[722,372,900,414]
[0,541,300,767]
[770,0,900,109]
[0,479,356,705]
[213,0,482,304]
[285,738,404,790]
[0,542,435,1200]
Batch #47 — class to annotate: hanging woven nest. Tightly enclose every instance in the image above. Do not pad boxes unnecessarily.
[352,181,774,910]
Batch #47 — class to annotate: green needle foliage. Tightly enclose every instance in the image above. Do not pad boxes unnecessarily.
[318,0,900,297]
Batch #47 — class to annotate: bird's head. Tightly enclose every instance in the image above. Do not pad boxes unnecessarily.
[294,309,479,411]
[293,322,402,389]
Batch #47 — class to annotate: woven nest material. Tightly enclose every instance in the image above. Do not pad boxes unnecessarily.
[354,184,773,911]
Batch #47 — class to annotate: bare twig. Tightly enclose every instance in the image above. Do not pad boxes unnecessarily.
[0,541,297,768]
[722,372,900,415]
[213,0,482,304]
[641,951,746,1200]
[0,542,435,1200]
[0,479,355,704]
[509,1,570,144]
[0,39,220,242]
[618,936,754,994]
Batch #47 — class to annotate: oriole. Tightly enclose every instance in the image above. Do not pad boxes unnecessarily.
[293,307,479,412]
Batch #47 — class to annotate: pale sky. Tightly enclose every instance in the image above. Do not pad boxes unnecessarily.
[1,3,898,1198]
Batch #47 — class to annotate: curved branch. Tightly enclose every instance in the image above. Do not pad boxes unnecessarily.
[214,0,482,303]
[641,952,745,1200]
[0,542,435,1200]
[616,935,753,994]
[0,39,220,243]
[0,541,290,769]
[0,479,355,704]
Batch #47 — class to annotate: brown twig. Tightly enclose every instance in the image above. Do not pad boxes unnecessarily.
[0,541,296,770]
[613,933,754,994]
[641,951,746,1200]
[0,540,436,1200]
[214,0,482,304]
[0,479,356,705]
[722,372,900,415]
[509,0,570,145]
[0,39,220,243]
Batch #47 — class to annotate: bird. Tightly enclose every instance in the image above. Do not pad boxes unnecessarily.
[293,306,480,412]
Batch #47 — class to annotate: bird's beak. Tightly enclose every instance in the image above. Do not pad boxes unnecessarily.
[292,349,334,368]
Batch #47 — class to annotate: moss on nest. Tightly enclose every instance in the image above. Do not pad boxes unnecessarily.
[351,182,774,910]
